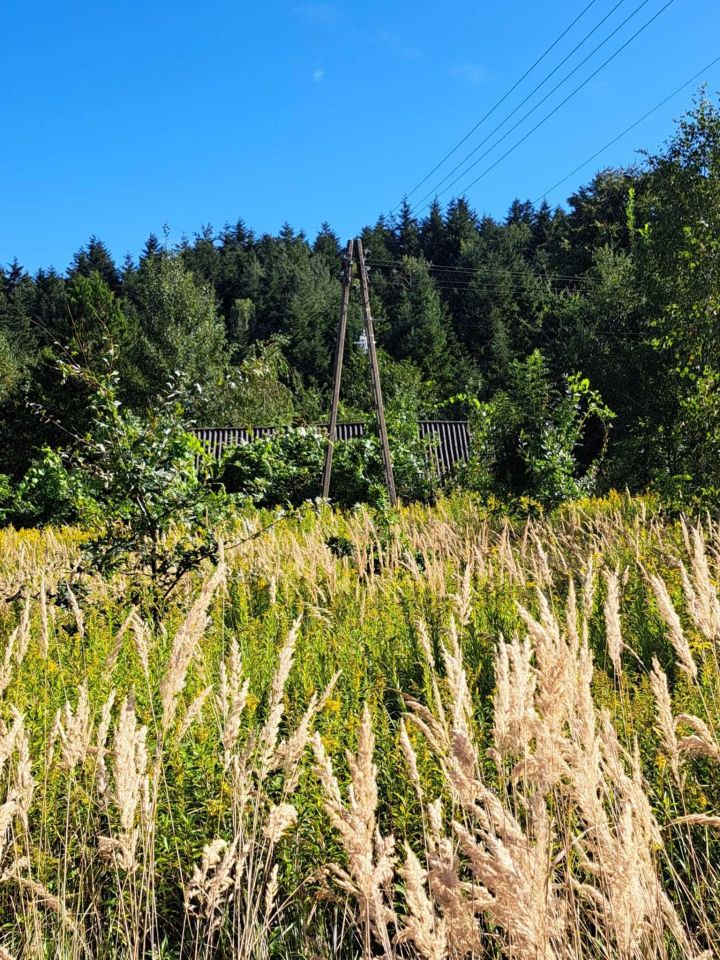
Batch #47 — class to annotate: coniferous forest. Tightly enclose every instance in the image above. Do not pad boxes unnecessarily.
[1,96,718,516]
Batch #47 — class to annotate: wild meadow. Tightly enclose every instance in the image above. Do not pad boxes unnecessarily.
[0,492,718,959]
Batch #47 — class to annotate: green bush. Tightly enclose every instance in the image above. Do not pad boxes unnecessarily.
[217,419,438,509]
[455,351,614,509]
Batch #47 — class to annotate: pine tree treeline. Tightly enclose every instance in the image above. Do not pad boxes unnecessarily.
[1,95,719,508]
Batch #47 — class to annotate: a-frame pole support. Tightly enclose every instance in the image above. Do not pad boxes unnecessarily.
[356,238,397,506]
[322,238,354,499]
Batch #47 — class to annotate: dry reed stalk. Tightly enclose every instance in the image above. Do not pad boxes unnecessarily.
[160,559,226,732]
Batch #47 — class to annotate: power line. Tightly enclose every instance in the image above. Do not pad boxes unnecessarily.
[395,0,604,210]
[368,257,595,282]
[412,0,672,215]
[534,54,720,201]
[408,0,638,213]
[418,0,677,213]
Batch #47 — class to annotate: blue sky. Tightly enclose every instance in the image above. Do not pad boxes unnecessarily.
[2,0,719,272]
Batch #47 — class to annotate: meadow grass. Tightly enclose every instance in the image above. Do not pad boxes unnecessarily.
[0,492,718,958]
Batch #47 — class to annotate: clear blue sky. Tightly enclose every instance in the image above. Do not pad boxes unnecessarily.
[2,0,719,272]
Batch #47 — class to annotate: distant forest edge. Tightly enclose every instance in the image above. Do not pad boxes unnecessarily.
[1,94,719,512]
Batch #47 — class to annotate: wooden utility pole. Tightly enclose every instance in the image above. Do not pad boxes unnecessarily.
[356,239,397,505]
[321,238,354,499]
[322,238,397,506]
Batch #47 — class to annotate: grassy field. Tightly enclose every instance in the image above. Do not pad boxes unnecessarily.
[0,492,719,959]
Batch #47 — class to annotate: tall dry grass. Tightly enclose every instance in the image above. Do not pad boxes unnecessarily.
[0,494,718,957]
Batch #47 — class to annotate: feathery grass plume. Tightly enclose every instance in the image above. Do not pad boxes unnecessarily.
[453,565,473,628]
[130,610,150,678]
[492,634,537,761]
[50,682,92,771]
[0,635,15,698]
[263,802,298,843]
[453,798,564,960]
[185,836,239,934]
[668,813,720,829]
[411,625,568,960]
[498,522,521,583]
[15,876,80,935]
[106,606,137,671]
[648,572,697,679]
[424,798,483,957]
[13,596,31,667]
[530,530,553,592]
[312,705,396,956]
[0,710,33,865]
[0,945,16,960]
[574,716,676,958]
[441,618,473,742]
[160,558,226,732]
[275,670,339,792]
[675,714,720,761]
[396,844,447,960]
[582,555,597,621]
[94,688,117,797]
[178,684,213,741]
[257,617,301,778]
[38,573,49,659]
[65,583,85,640]
[649,657,681,784]
[416,620,448,734]
[684,524,720,641]
[604,569,624,677]
[217,638,249,762]
[99,695,149,871]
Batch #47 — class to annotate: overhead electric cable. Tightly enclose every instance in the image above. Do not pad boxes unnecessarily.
[416,0,677,213]
[411,0,669,214]
[395,0,604,210]
[534,53,720,201]
[408,0,640,213]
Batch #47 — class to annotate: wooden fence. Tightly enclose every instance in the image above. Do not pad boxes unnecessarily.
[193,420,471,476]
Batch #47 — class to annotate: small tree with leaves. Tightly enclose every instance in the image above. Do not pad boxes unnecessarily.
[57,353,230,604]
